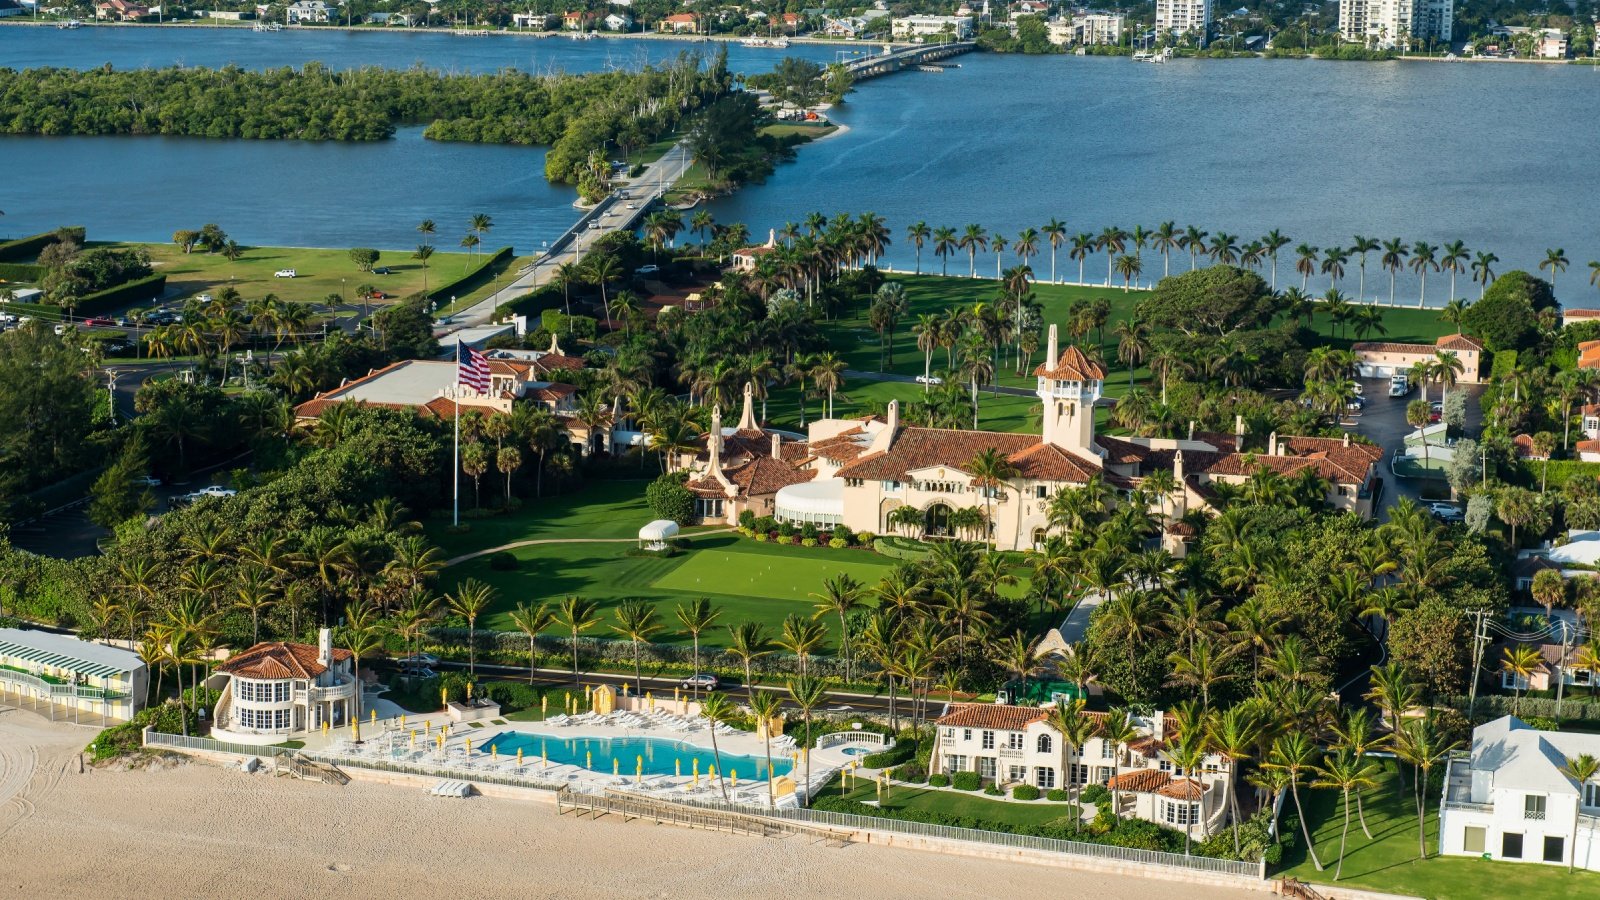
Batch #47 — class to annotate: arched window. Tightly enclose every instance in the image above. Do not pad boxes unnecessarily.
[1036,733,1052,754]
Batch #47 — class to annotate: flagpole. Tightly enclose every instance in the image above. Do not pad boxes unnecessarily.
[453,340,461,528]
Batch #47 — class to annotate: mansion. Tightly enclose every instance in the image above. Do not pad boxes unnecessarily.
[682,326,1383,550]
[207,629,360,745]
[932,703,1230,837]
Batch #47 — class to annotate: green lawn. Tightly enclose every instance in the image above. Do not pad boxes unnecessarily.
[124,241,498,308]
[834,777,1083,830]
[652,544,897,602]
[425,479,659,558]
[760,378,1043,434]
[1279,762,1600,898]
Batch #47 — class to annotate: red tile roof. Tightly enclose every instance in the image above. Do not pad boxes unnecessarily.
[1436,333,1484,352]
[1033,345,1106,381]
[835,428,1101,485]
[935,703,1049,731]
[1158,777,1206,800]
[1577,439,1600,454]
[219,641,351,680]
[1106,768,1171,793]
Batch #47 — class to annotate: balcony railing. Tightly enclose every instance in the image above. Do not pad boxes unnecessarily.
[1525,809,1546,821]
[0,667,125,702]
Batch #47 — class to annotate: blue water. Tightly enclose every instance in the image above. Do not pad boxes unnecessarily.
[479,731,793,779]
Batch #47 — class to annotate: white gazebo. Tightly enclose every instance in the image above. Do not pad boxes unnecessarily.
[774,479,845,528]
[639,519,680,550]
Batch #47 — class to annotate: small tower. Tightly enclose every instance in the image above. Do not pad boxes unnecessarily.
[1033,329,1105,454]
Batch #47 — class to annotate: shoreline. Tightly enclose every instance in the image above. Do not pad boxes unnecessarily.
[0,709,1259,900]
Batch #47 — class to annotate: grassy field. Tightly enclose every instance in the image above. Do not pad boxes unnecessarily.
[121,241,498,307]
[653,545,899,602]
[1279,762,1600,898]
[759,378,1044,434]
[425,479,657,557]
[833,777,1083,829]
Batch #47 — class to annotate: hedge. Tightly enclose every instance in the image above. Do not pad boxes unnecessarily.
[1443,693,1600,722]
[0,262,45,282]
[861,736,917,768]
[77,273,167,315]
[495,283,567,322]
[427,246,512,304]
[0,227,85,262]
[874,535,933,562]
[952,771,982,791]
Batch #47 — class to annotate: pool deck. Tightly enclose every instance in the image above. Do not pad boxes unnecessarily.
[289,705,876,808]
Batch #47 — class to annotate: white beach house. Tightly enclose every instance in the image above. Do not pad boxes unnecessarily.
[930,704,1230,836]
[1439,715,1600,870]
[208,628,359,744]
[0,627,147,723]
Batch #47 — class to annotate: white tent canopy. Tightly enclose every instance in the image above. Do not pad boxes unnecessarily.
[639,519,680,549]
[774,480,845,527]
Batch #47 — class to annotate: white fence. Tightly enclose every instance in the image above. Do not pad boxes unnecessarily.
[143,731,1264,881]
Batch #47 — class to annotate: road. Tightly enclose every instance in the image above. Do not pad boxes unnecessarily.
[449,142,697,328]
[1343,378,1485,520]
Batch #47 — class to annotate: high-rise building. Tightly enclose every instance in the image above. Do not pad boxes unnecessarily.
[1337,0,1452,49]
[1155,0,1211,38]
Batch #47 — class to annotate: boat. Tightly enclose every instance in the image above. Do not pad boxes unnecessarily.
[454,29,490,36]
[741,36,790,48]
[57,18,83,28]
[1132,50,1154,61]
[569,31,597,40]
[252,21,282,32]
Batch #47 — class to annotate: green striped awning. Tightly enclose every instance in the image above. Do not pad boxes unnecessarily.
[0,639,129,679]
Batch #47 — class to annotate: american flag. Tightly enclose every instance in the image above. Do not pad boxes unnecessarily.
[458,346,490,394]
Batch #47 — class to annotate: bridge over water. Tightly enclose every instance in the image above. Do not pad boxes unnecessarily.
[840,42,977,81]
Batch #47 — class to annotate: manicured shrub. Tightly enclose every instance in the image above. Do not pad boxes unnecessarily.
[1079,784,1110,804]
[1012,785,1040,801]
[862,738,917,768]
[738,509,756,530]
[778,522,796,538]
[952,771,981,791]
[753,532,768,542]
[752,515,776,534]
[831,524,852,544]
[827,537,847,549]
[854,531,874,545]
[800,537,818,547]
[928,773,950,787]
[800,522,818,540]
[487,551,518,571]
[893,761,927,782]
[983,784,1003,796]
[645,471,694,524]
[1046,788,1070,802]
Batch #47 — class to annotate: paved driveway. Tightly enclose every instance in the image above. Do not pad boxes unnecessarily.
[1341,378,1484,519]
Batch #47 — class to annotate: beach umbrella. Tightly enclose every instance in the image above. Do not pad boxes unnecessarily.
[731,769,737,789]
[370,708,376,725]
[322,720,329,738]
[541,695,548,718]
[441,686,448,709]
[693,758,700,787]
[466,738,473,758]
[467,682,473,701]
[647,692,654,710]
[587,750,593,770]
[517,748,524,767]
[621,682,630,697]
[613,757,619,777]
[492,745,498,762]
[636,755,643,784]
[410,730,416,750]
[400,713,406,729]
[352,722,360,742]
[675,759,681,778]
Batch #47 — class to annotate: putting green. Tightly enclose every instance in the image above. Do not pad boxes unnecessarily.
[649,547,894,602]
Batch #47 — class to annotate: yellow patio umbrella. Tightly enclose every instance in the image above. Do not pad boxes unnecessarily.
[441,686,448,708]
[517,748,524,767]
[621,682,629,697]
[586,750,593,770]
[731,768,737,789]
[647,692,654,710]
[321,720,329,738]
[693,758,700,787]
[400,713,406,729]
[370,708,376,725]
[436,733,444,751]
[409,730,416,750]
[492,745,498,763]
[352,722,360,742]
[636,755,643,784]
[425,720,431,736]
[541,695,548,718]
[466,682,473,701]
[613,757,620,777]
[675,758,681,778]
[465,738,472,758]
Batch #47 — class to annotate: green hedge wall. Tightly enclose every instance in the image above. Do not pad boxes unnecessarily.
[77,274,167,315]
[426,246,512,304]
[494,283,566,321]
[0,263,46,282]
[0,228,85,261]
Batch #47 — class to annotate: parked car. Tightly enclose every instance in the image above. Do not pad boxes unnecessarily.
[274,269,297,278]
[368,290,389,300]
[133,475,162,487]
[183,486,237,502]
[372,266,392,275]
[401,652,440,667]
[53,324,67,336]
[915,375,945,386]
[588,221,601,230]
[397,665,435,679]
[1428,502,1464,522]
[679,673,720,691]
[634,265,660,276]
[195,293,214,303]
[84,316,114,326]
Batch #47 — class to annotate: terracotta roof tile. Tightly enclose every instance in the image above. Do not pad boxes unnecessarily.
[219,641,351,680]
[836,428,1100,484]
[1032,345,1106,381]
[935,703,1049,730]
[1578,439,1600,453]
[727,456,816,496]
[1157,777,1206,800]
[1106,768,1171,793]
[1436,333,1484,352]
[1350,340,1436,355]
[1008,442,1102,482]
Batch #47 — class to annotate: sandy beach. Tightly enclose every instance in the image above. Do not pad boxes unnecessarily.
[1,707,1257,899]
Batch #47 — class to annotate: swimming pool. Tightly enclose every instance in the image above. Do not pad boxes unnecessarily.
[478,732,793,779]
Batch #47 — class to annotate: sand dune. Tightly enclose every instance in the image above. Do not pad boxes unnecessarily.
[0,707,1256,899]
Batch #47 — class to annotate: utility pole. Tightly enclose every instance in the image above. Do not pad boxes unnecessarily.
[1467,608,1489,721]
[1556,619,1574,718]
[105,368,119,425]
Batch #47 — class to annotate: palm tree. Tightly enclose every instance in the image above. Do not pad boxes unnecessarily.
[1267,731,1326,871]
[1043,218,1068,283]
[508,601,555,685]
[611,599,663,695]
[966,447,1017,549]
[1069,232,1094,284]
[906,221,931,274]
[728,621,773,703]
[675,597,720,692]
[1350,234,1379,301]
[1501,644,1544,714]
[1262,229,1291,290]
[1169,731,1208,855]
[1113,318,1150,390]
[1049,699,1097,832]
[933,226,958,277]
[555,595,601,686]
[787,675,827,804]
[1406,400,1432,469]
[699,692,736,802]
[1182,225,1208,270]
[1206,705,1263,856]
[749,691,783,809]
[811,574,863,680]
[959,224,988,278]
[1312,749,1383,880]
[586,253,623,328]
[1113,253,1143,291]
[1101,707,1138,818]
[339,601,385,719]
[447,578,495,678]
[1542,247,1570,295]
[777,613,829,676]
[1381,238,1409,305]
[1439,240,1468,300]
[1472,251,1498,297]
[1294,244,1319,291]
[1097,226,1127,287]
[1560,754,1600,871]
[413,244,434,295]
[1410,241,1439,307]
[1393,712,1458,861]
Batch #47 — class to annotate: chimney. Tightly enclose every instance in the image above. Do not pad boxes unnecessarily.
[318,627,333,669]
[1234,414,1245,451]
[1268,430,1278,456]
[1343,431,1351,448]
[1187,420,1195,441]
[867,399,900,455]
[547,332,564,356]
[1046,323,1059,367]
[1173,450,1188,515]
[766,228,777,248]
[706,406,736,497]
[737,382,757,431]
[771,433,782,459]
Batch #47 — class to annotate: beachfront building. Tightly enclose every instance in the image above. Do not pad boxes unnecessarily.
[94,0,148,19]
[1336,0,1452,49]
[1439,715,1600,871]
[1349,333,1484,382]
[677,327,1382,544]
[0,627,147,723]
[1076,13,1125,44]
[208,629,358,744]
[731,230,781,272]
[930,704,1229,837]
[658,12,698,32]
[1537,29,1569,59]
[1155,0,1210,39]
[891,14,975,40]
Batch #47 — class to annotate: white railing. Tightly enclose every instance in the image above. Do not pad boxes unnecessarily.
[144,730,1263,880]
[0,668,120,701]
[816,730,891,750]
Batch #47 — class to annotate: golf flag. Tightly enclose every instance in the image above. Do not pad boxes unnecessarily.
[458,345,490,394]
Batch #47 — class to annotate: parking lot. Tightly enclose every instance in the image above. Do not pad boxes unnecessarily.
[1340,378,1484,520]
